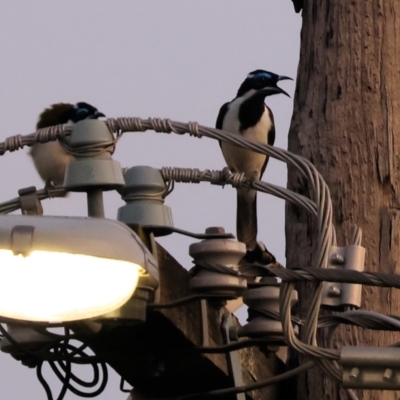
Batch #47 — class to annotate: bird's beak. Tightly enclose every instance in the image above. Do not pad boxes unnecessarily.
[93,111,106,118]
[264,86,291,98]
[277,75,293,82]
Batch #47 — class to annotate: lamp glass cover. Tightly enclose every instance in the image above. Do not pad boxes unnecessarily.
[0,250,142,322]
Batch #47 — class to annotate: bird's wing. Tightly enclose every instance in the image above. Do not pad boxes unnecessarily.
[260,106,276,179]
[216,102,230,129]
[216,102,230,148]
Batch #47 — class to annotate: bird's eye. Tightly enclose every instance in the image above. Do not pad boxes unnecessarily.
[254,73,271,83]
[76,108,89,116]
[76,108,89,117]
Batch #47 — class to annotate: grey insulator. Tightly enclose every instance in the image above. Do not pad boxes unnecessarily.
[237,277,298,342]
[189,227,247,299]
[117,166,173,236]
[64,120,125,191]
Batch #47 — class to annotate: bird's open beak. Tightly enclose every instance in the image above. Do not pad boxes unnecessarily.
[264,86,291,98]
[277,75,293,82]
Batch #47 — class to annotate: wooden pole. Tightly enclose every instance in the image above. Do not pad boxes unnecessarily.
[286,1,400,399]
[85,245,289,399]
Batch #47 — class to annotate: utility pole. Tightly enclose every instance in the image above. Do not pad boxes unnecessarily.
[87,245,289,400]
[286,1,400,400]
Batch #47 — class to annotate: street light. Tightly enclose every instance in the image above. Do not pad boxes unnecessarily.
[0,215,158,323]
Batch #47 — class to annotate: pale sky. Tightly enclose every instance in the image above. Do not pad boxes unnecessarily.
[0,1,301,398]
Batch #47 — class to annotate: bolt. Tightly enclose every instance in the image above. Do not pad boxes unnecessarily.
[349,367,360,381]
[205,226,225,234]
[328,285,341,297]
[383,368,393,381]
[331,253,345,265]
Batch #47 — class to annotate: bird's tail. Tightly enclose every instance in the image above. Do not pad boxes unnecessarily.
[236,187,258,251]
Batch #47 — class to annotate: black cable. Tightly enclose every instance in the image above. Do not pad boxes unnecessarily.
[266,265,400,289]
[56,359,71,400]
[120,377,132,393]
[147,294,229,309]
[1,323,107,398]
[171,361,314,399]
[67,340,89,358]
[37,361,54,400]
[54,328,71,400]
[48,341,108,397]
[50,346,100,387]
[0,323,99,364]
[197,338,278,353]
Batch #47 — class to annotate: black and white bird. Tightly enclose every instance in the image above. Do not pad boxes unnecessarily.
[30,102,105,187]
[216,70,291,261]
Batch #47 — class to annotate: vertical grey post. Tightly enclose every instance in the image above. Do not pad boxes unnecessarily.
[87,189,105,218]
[63,120,125,218]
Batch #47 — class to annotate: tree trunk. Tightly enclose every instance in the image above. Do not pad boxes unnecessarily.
[286,1,400,399]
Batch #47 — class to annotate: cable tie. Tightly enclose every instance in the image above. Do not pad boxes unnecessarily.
[18,187,43,216]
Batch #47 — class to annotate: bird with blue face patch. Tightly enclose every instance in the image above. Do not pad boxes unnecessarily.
[30,102,105,188]
[216,70,291,261]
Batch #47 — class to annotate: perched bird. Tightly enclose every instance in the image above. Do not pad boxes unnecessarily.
[30,102,105,187]
[216,69,291,260]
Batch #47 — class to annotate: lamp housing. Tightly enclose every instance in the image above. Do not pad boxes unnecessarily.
[0,215,158,323]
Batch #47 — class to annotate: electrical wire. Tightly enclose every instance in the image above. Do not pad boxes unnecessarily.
[120,377,132,393]
[196,338,278,353]
[147,294,230,309]
[38,341,108,399]
[0,324,107,399]
[170,361,314,399]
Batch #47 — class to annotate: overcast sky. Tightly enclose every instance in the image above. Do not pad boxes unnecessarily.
[0,1,301,398]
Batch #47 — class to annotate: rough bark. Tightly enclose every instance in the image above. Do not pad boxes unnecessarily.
[286,1,400,400]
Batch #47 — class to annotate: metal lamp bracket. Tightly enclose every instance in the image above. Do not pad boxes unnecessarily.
[321,245,365,310]
[221,311,245,400]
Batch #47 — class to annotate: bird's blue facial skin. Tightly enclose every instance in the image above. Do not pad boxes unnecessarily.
[76,108,89,117]
[252,72,275,89]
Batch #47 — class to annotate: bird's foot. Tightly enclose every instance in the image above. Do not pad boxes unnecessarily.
[241,241,277,266]
[44,181,68,198]
[44,180,56,190]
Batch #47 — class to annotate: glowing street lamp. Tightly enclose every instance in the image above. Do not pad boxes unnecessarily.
[0,215,158,323]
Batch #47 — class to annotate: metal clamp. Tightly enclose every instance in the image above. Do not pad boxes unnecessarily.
[341,346,400,389]
[321,245,365,310]
[18,187,43,216]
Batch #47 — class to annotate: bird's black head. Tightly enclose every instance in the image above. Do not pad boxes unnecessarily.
[36,102,106,129]
[237,69,292,98]
[68,102,106,123]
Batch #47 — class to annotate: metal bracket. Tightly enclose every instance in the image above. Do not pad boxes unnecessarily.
[321,245,365,310]
[221,311,245,400]
[18,187,43,216]
[341,346,400,389]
